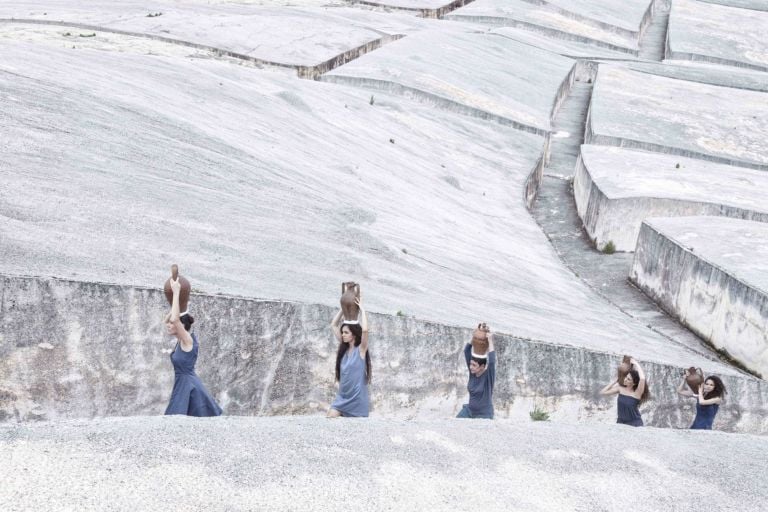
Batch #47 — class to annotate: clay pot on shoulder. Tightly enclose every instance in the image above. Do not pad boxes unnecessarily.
[163,264,191,313]
[617,355,632,384]
[471,323,490,356]
[685,367,704,393]
[340,282,360,322]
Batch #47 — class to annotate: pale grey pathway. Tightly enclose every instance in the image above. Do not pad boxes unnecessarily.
[637,0,669,61]
[532,65,726,362]
[1,416,767,511]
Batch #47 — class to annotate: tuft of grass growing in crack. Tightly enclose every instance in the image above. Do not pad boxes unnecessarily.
[602,241,616,254]
[369,95,375,106]
[146,12,163,17]
[396,310,406,317]
[529,406,550,422]
[79,33,96,38]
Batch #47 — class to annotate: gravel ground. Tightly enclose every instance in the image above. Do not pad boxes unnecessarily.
[1,416,765,511]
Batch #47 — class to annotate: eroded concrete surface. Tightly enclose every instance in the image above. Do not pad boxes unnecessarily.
[587,65,768,169]
[631,217,768,378]
[667,0,768,71]
[574,145,768,251]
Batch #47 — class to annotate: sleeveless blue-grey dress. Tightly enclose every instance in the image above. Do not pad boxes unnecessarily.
[691,399,719,430]
[165,333,222,417]
[617,393,643,426]
[331,346,369,417]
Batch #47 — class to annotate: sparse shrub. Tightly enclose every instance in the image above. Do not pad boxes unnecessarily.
[63,32,71,37]
[530,406,550,421]
[79,33,96,38]
[602,241,616,254]
[369,95,374,105]
[396,310,406,317]
[146,12,163,17]
[675,163,680,169]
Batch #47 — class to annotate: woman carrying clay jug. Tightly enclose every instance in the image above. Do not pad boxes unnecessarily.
[327,295,371,418]
[677,370,727,430]
[456,323,496,419]
[600,357,649,427]
[163,275,222,417]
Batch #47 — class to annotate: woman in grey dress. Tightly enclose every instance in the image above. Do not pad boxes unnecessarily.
[327,297,371,417]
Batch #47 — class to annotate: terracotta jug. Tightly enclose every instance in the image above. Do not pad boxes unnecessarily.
[617,355,632,384]
[340,282,360,322]
[685,367,704,393]
[471,323,490,356]
[163,264,191,313]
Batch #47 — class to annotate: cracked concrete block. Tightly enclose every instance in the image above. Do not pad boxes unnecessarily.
[631,217,768,379]
[586,65,768,170]
[668,0,768,71]
[573,145,768,251]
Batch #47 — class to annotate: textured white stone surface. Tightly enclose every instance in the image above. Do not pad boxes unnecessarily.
[445,0,642,50]
[0,41,697,360]
[587,65,768,169]
[631,217,768,377]
[2,416,768,512]
[0,0,430,67]
[668,0,768,70]
[323,27,576,132]
[573,145,768,251]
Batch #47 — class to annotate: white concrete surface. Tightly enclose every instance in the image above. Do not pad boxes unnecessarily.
[323,27,576,132]
[668,0,768,70]
[587,65,768,170]
[573,145,768,251]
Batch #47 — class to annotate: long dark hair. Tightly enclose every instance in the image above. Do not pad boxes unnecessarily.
[628,369,650,404]
[704,376,727,400]
[335,323,371,384]
[180,313,194,332]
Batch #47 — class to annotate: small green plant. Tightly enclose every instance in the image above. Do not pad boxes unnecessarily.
[63,31,71,37]
[146,12,163,17]
[79,32,96,38]
[602,240,616,254]
[675,163,680,169]
[396,310,406,317]
[369,95,375,105]
[529,406,550,422]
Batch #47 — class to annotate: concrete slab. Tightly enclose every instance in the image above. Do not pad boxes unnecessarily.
[0,0,429,71]
[0,41,697,360]
[323,27,576,133]
[625,60,768,93]
[573,145,768,252]
[491,26,636,59]
[631,217,768,378]
[445,0,641,53]
[667,0,768,71]
[2,417,768,511]
[697,0,768,12]
[586,65,768,170]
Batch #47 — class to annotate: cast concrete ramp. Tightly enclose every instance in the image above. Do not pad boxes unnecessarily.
[573,145,768,252]
[2,416,767,511]
[667,0,768,71]
[631,217,768,378]
[586,65,768,170]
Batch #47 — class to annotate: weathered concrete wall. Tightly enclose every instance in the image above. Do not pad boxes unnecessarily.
[1,275,766,432]
[631,219,768,379]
